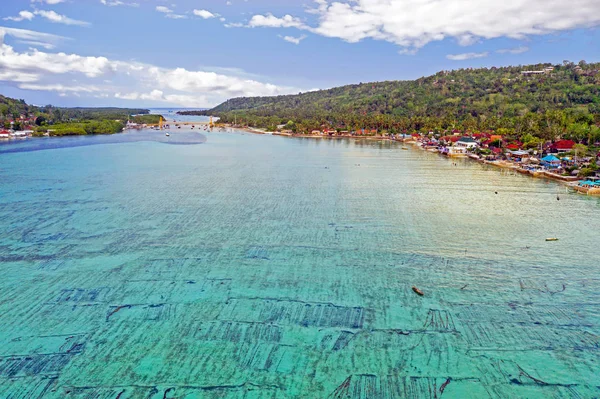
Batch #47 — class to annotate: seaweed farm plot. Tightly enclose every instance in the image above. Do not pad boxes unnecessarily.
[0,132,599,397]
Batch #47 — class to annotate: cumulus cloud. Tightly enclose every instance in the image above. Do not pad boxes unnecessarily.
[4,11,35,22]
[446,52,489,61]
[0,44,114,77]
[3,10,89,27]
[156,6,173,13]
[193,9,216,19]
[279,35,307,45]
[244,0,600,52]
[0,70,40,83]
[0,37,300,107]
[248,14,308,29]
[496,46,529,54]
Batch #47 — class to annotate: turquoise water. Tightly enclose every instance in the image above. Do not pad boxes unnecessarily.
[0,127,599,398]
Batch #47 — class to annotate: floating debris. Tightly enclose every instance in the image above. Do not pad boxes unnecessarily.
[412,286,424,296]
[545,238,559,241]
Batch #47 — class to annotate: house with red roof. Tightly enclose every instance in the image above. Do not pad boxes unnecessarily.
[441,135,460,143]
[550,140,575,153]
[506,142,523,150]
[0,130,11,139]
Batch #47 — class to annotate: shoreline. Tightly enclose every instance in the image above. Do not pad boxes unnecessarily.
[226,124,595,194]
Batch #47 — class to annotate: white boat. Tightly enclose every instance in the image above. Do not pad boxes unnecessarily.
[165,132,170,137]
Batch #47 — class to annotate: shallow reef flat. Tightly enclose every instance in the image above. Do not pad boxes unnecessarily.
[0,132,598,398]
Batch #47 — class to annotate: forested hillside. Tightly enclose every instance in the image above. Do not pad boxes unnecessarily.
[186,61,600,142]
[0,97,155,135]
[0,95,34,119]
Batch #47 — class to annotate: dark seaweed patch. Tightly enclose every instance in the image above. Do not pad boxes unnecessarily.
[37,259,65,271]
[424,309,456,331]
[53,287,111,303]
[195,321,282,344]
[218,298,365,329]
[463,323,599,350]
[328,375,456,399]
[0,377,57,399]
[0,354,73,378]
[105,303,177,322]
[246,246,269,260]
[259,299,364,328]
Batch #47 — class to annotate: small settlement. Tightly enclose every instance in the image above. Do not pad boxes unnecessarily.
[408,132,600,195]
[0,114,35,140]
[265,127,600,196]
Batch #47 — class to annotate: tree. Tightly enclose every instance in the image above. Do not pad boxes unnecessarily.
[572,143,588,162]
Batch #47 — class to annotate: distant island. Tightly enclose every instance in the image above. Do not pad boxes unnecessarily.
[0,95,162,136]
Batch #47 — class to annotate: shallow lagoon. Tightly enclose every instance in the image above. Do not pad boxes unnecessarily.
[0,128,599,398]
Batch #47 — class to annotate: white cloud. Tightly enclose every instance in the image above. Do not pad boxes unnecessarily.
[4,11,35,22]
[33,10,90,26]
[193,9,216,19]
[31,0,65,4]
[145,67,289,98]
[100,0,139,6]
[19,83,102,93]
[0,38,301,107]
[244,0,600,52]
[248,14,308,29]
[0,26,67,47]
[496,46,529,54]
[446,52,489,61]
[3,10,89,27]
[0,70,40,83]
[156,6,185,18]
[280,35,307,45]
[17,40,56,49]
[116,89,164,101]
[0,44,114,77]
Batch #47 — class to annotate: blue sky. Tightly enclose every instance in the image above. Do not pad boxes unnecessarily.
[0,0,599,108]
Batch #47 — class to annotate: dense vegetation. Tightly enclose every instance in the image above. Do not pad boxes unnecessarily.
[35,106,152,123]
[40,120,125,136]
[0,97,157,136]
[0,95,34,120]
[186,61,600,145]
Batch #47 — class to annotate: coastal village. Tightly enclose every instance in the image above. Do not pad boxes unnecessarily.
[245,124,600,196]
[0,114,35,139]
[3,108,600,196]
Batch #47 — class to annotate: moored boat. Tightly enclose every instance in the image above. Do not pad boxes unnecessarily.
[573,178,600,196]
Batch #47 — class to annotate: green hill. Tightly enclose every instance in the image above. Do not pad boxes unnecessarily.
[0,95,34,119]
[186,61,600,142]
[0,96,157,135]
